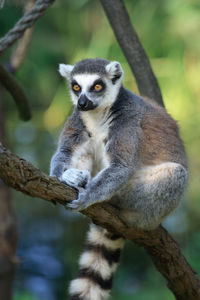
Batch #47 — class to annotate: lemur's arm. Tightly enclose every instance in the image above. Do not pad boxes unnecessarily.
[50,143,71,178]
[67,126,141,211]
[50,111,88,180]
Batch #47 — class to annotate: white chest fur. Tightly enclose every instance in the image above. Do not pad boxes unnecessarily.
[81,109,110,175]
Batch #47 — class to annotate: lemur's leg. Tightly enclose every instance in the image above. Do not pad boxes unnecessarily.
[69,223,125,300]
[114,162,188,230]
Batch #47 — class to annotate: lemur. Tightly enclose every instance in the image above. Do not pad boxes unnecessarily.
[50,58,188,300]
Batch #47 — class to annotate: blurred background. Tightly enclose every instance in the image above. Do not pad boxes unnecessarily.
[0,0,200,299]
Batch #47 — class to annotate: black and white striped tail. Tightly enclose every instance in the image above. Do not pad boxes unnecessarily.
[69,223,125,300]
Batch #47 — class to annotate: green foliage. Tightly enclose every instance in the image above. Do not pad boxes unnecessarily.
[1,0,200,299]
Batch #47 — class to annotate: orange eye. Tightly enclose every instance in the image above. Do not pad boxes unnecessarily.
[73,84,80,92]
[94,84,102,91]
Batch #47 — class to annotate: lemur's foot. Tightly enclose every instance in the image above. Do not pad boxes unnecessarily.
[60,168,91,189]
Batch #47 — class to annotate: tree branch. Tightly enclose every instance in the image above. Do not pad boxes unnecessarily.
[100,0,164,106]
[0,64,31,121]
[0,143,199,299]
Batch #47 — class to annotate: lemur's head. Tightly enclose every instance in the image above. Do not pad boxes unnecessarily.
[59,58,124,111]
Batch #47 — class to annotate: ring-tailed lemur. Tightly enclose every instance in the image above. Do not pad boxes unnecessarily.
[50,58,188,300]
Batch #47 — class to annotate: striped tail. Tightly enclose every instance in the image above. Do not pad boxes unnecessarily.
[69,223,125,300]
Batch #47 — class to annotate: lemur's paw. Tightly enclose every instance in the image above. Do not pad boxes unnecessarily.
[66,191,89,211]
[60,168,91,188]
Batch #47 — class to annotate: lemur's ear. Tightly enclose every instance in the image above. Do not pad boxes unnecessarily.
[106,61,124,84]
[59,64,74,80]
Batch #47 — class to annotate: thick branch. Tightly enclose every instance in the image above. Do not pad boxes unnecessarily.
[0,0,55,56]
[0,64,31,121]
[100,0,164,106]
[0,143,199,299]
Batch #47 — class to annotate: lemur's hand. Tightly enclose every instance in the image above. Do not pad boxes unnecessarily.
[66,190,90,211]
[60,168,91,189]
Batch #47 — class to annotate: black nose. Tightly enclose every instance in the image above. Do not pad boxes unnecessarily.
[78,95,89,109]
[77,95,96,111]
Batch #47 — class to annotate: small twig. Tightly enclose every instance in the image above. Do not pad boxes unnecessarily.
[0,64,31,121]
[10,27,33,71]
[10,0,35,71]
[0,0,55,56]
[100,0,164,106]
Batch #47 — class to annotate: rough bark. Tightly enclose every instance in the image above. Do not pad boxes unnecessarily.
[100,0,164,106]
[0,143,200,300]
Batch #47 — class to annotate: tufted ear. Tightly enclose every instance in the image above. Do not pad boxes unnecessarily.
[58,64,74,80]
[105,61,124,84]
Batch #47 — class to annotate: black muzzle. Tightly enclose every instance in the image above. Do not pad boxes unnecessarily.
[77,95,96,111]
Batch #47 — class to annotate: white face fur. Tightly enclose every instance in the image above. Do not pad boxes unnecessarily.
[59,61,124,111]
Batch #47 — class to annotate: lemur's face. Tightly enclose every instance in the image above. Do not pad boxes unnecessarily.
[70,73,107,111]
[59,59,124,111]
